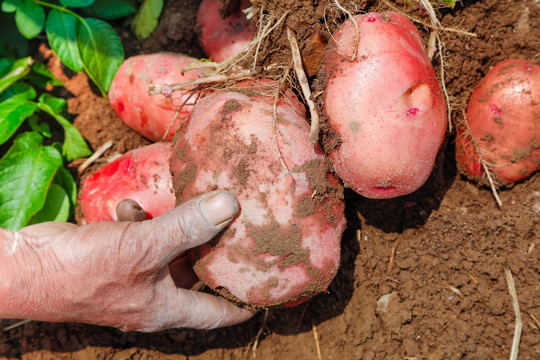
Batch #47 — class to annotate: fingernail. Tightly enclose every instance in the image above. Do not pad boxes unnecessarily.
[116,199,147,222]
[200,191,239,226]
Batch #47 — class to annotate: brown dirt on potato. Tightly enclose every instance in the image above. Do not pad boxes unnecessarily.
[2,0,540,359]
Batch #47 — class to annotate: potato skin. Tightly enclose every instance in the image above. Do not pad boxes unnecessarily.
[322,12,447,199]
[170,84,346,308]
[197,0,256,62]
[108,53,203,142]
[80,143,175,223]
[456,59,540,184]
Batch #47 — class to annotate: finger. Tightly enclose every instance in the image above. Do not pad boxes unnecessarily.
[116,199,148,222]
[126,190,239,267]
[148,281,255,331]
[168,255,199,289]
[19,222,78,238]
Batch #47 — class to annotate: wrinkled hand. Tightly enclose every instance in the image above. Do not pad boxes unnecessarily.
[14,191,254,332]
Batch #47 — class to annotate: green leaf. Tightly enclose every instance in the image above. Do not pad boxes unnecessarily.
[15,1,45,39]
[37,94,92,161]
[38,92,67,114]
[76,17,124,95]
[82,0,136,19]
[45,10,83,72]
[28,115,51,137]
[27,61,64,88]
[0,98,37,145]
[1,0,21,13]
[60,0,96,8]
[132,0,163,41]
[28,183,70,224]
[0,12,28,57]
[0,82,36,102]
[0,56,32,94]
[0,132,62,231]
[53,166,77,209]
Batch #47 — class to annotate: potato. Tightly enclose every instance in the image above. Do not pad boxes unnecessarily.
[197,0,256,62]
[322,12,447,199]
[80,143,175,223]
[170,82,346,308]
[109,53,203,142]
[456,58,540,184]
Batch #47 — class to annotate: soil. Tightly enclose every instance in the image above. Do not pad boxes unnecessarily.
[1,0,539,359]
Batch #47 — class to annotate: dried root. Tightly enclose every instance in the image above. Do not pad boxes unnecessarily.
[458,110,503,207]
[286,27,320,144]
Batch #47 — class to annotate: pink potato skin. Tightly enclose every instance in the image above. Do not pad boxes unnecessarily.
[108,53,203,142]
[171,86,346,308]
[456,59,540,184]
[80,143,175,224]
[197,0,256,62]
[323,12,447,199]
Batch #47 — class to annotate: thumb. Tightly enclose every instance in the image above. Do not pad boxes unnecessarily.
[125,190,239,267]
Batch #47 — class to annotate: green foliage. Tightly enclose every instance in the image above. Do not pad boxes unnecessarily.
[1,0,164,94]
[0,132,63,230]
[76,18,124,95]
[132,0,163,41]
[82,0,136,20]
[0,55,91,230]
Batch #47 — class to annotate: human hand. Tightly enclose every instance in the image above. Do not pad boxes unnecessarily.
[5,191,254,332]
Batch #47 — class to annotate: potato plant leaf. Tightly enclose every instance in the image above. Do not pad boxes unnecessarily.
[0,82,36,102]
[60,0,96,8]
[132,0,163,41]
[37,94,92,161]
[0,98,37,145]
[15,1,45,39]
[53,166,77,209]
[1,0,21,13]
[82,0,137,20]
[0,132,62,231]
[45,9,84,73]
[76,17,124,95]
[0,56,33,94]
[28,115,52,138]
[27,61,64,88]
[29,183,70,224]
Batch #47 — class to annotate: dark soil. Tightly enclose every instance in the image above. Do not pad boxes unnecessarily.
[1,0,539,359]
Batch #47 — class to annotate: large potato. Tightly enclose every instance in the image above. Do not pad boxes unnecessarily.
[322,12,447,199]
[80,143,175,223]
[170,82,346,308]
[109,53,203,142]
[456,58,540,184]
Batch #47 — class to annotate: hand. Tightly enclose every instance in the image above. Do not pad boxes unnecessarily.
[6,191,254,332]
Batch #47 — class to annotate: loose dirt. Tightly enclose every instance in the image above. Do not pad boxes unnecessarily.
[1,0,539,359]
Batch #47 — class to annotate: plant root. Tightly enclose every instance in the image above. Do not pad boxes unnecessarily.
[286,27,320,144]
[77,140,113,174]
[459,110,503,207]
[505,268,522,360]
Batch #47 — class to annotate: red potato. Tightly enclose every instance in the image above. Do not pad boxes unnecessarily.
[170,84,346,308]
[456,59,540,184]
[197,0,256,62]
[80,142,175,224]
[322,12,447,199]
[109,53,204,142]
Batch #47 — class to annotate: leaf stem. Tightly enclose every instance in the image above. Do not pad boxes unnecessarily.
[34,0,107,96]
[33,1,85,23]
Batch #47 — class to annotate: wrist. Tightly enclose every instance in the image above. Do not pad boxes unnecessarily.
[0,229,40,319]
